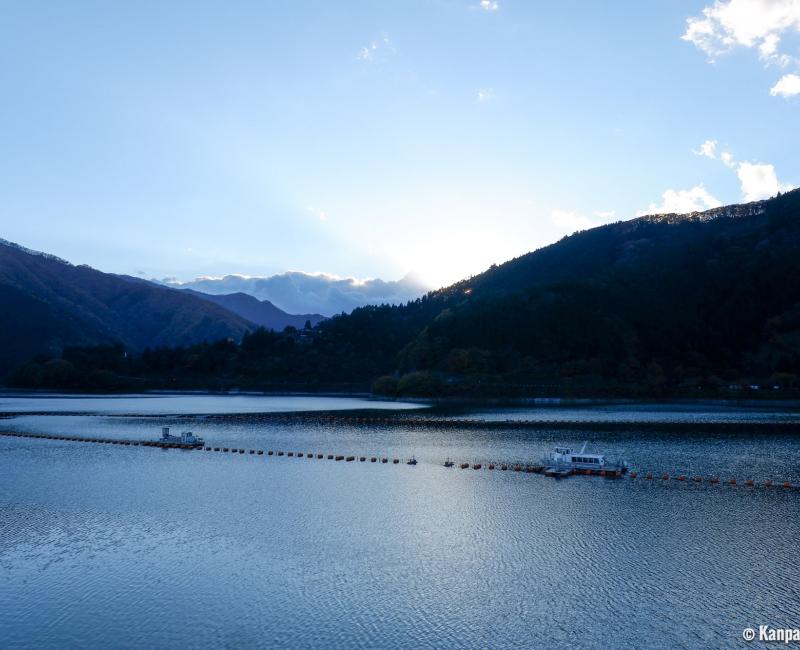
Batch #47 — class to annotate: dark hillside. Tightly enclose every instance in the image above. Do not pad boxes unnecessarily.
[0,239,253,375]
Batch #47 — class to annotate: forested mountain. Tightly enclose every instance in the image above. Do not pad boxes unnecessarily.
[0,239,253,375]
[8,189,800,396]
[182,290,325,331]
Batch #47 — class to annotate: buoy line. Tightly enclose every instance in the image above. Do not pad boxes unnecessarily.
[1,430,796,490]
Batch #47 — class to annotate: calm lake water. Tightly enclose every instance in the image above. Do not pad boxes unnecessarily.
[2,394,799,649]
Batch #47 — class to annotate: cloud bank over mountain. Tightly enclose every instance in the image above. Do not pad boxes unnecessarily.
[162,271,431,317]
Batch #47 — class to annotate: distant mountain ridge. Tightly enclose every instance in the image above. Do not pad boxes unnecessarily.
[0,239,254,374]
[162,271,429,316]
[182,289,326,331]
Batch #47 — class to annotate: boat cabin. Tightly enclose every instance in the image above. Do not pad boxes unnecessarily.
[549,446,607,467]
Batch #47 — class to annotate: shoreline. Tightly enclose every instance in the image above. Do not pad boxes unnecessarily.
[2,388,800,411]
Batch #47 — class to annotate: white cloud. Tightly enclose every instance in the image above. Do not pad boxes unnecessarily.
[694,139,718,159]
[551,209,594,233]
[737,161,795,200]
[691,138,793,201]
[306,206,328,221]
[720,150,736,168]
[593,210,617,220]
[694,138,736,167]
[477,87,495,102]
[682,0,800,63]
[551,209,617,235]
[638,185,722,216]
[770,72,800,95]
[356,32,394,62]
[480,0,499,11]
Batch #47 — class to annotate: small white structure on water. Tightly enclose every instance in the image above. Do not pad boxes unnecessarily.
[159,427,204,446]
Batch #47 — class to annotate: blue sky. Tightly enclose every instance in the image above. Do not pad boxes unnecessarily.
[1,0,798,288]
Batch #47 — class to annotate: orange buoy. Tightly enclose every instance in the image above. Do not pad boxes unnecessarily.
[600,470,606,477]
[677,475,686,482]
[784,482,792,489]
[661,474,669,481]
[709,477,719,484]
[728,478,737,485]
[630,471,638,479]
[745,479,754,487]
[513,465,522,472]
[764,479,773,487]
[645,472,653,480]
[693,476,702,483]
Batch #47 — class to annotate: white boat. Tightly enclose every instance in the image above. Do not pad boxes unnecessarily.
[158,427,204,447]
[543,442,627,475]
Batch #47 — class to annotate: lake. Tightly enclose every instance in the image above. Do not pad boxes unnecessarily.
[2,394,799,649]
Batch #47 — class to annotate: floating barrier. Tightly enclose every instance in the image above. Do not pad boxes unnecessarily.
[0,432,796,491]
